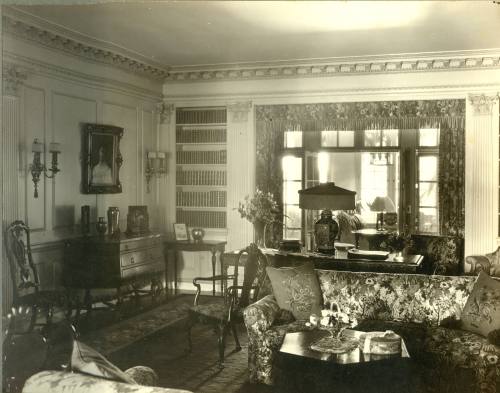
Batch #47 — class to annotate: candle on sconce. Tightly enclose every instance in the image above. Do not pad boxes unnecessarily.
[157,152,166,159]
[49,142,61,153]
[147,152,157,159]
[32,139,43,153]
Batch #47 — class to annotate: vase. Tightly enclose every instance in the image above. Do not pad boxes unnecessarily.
[96,217,107,236]
[253,221,266,247]
[107,207,120,235]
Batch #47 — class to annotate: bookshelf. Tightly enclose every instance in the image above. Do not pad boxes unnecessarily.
[175,107,227,230]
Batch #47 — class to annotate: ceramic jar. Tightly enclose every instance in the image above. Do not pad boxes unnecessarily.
[107,207,120,235]
[96,217,107,235]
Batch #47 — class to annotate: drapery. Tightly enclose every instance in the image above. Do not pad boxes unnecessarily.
[255,99,466,238]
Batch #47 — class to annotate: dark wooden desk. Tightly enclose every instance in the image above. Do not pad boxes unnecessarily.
[223,248,424,274]
[164,240,226,296]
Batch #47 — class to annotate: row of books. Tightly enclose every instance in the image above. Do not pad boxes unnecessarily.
[176,190,227,207]
[176,128,227,144]
[176,209,227,229]
[176,169,227,185]
[176,108,227,125]
[176,150,227,165]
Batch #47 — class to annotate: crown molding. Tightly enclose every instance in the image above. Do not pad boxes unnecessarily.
[2,13,169,81]
[3,52,162,101]
[167,50,500,83]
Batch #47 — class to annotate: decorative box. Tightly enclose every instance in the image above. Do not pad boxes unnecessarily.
[359,330,402,355]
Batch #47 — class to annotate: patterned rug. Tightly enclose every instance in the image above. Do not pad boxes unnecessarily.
[108,305,272,393]
[79,295,193,356]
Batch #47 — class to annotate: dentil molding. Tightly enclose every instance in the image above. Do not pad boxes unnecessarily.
[167,55,500,83]
[227,101,252,123]
[468,94,499,115]
[3,15,169,81]
[2,63,28,96]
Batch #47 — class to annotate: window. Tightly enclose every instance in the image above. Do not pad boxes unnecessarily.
[282,155,302,239]
[281,127,440,241]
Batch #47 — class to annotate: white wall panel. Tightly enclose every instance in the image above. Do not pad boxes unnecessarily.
[52,93,98,228]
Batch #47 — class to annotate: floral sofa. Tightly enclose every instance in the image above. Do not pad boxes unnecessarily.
[243,270,500,393]
[22,369,194,393]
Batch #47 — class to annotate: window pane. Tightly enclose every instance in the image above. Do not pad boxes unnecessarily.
[306,155,318,181]
[419,182,438,207]
[382,129,399,147]
[338,131,355,147]
[284,205,301,228]
[321,130,337,147]
[419,156,438,181]
[284,229,301,240]
[419,207,438,233]
[282,156,302,180]
[364,130,381,147]
[284,131,302,148]
[284,181,301,205]
[419,128,439,147]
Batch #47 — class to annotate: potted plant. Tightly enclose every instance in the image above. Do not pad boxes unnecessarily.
[381,232,413,261]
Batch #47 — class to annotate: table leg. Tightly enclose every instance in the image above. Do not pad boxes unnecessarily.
[211,247,216,296]
[220,246,225,295]
[174,251,178,295]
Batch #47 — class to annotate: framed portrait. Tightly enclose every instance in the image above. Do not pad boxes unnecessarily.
[82,123,123,194]
[173,223,189,241]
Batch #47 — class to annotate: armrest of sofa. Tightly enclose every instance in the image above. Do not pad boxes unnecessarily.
[243,294,280,335]
[22,371,194,393]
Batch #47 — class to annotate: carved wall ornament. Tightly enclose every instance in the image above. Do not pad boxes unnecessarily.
[468,94,499,115]
[3,15,169,81]
[2,63,28,96]
[157,102,175,124]
[227,101,252,123]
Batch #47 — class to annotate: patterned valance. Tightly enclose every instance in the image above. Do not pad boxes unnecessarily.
[256,99,465,131]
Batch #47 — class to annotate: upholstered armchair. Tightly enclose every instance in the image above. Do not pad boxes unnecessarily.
[466,247,500,277]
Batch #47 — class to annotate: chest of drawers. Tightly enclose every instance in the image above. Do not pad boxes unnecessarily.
[64,232,165,289]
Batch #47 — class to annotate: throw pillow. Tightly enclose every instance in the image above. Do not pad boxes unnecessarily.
[71,340,136,384]
[487,329,500,346]
[266,261,322,320]
[461,271,500,337]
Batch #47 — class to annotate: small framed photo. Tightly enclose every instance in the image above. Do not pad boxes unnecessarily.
[173,223,189,241]
[82,123,123,194]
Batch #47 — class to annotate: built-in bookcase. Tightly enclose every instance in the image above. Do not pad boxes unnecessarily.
[175,107,227,229]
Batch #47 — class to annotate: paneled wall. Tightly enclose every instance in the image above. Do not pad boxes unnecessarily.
[2,35,164,311]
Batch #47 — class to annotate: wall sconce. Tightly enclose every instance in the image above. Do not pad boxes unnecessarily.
[29,138,61,198]
[145,151,167,192]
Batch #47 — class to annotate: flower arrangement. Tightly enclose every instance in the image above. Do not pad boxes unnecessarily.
[236,189,279,225]
[381,232,413,253]
[307,303,358,332]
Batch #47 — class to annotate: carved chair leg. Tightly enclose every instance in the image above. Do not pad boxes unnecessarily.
[230,321,241,351]
[217,323,228,368]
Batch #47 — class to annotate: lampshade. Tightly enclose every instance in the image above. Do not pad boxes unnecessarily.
[370,196,396,212]
[298,182,356,211]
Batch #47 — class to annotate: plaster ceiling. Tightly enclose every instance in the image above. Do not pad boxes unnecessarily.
[8,1,500,69]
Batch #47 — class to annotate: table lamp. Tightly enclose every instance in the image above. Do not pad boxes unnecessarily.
[299,182,356,255]
[370,196,396,230]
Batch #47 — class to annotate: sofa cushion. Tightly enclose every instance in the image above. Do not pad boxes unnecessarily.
[71,340,136,384]
[266,262,322,320]
[461,272,500,337]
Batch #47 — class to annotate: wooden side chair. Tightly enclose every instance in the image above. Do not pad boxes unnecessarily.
[187,243,268,367]
[5,220,73,332]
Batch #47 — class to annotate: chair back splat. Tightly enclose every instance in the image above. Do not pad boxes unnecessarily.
[5,220,40,303]
[236,243,268,308]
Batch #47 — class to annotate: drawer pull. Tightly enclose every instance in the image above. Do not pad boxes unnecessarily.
[131,256,135,264]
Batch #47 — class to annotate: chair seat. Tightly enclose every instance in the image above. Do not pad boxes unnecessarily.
[189,298,229,322]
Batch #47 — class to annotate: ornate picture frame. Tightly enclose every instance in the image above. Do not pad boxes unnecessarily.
[82,123,123,194]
